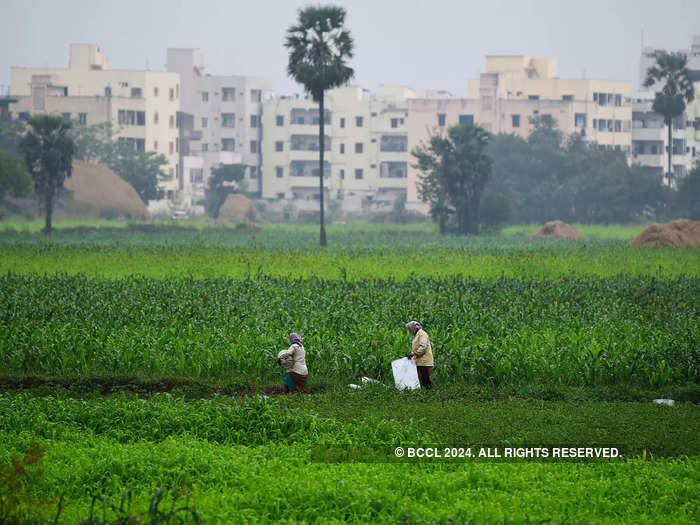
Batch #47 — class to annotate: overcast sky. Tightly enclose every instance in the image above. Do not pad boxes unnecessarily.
[1,0,698,96]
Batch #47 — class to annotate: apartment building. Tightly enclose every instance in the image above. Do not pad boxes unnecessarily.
[406,55,633,210]
[635,36,700,183]
[630,92,697,181]
[166,49,273,211]
[261,85,426,214]
[10,44,181,210]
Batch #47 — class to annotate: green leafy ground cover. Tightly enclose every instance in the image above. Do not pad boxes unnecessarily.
[0,393,698,523]
[0,222,698,523]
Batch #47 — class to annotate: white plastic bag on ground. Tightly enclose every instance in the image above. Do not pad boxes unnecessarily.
[391,357,420,390]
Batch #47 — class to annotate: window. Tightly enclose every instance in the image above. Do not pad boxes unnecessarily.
[354,169,363,180]
[32,86,45,110]
[276,115,284,126]
[169,115,174,128]
[18,112,30,121]
[340,169,345,180]
[340,143,345,154]
[118,110,145,126]
[291,134,330,151]
[380,161,407,178]
[222,87,235,101]
[154,87,158,97]
[459,114,474,125]
[276,167,284,178]
[598,119,606,131]
[355,116,363,127]
[614,120,622,132]
[153,140,158,150]
[615,94,622,106]
[391,118,400,128]
[528,95,540,100]
[221,113,235,128]
[250,140,258,153]
[78,113,87,125]
[511,114,520,128]
[355,143,363,153]
[607,119,614,132]
[371,112,377,117]
[61,112,71,121]
[593,93,598,102]
[202,143,208,152]
[250,166,258,179]
[562,94,573,101]
[250,115,259,128]
[154,112,159,124]
[575,113,586,128]
[290,160,329,177]
[104,87,112,97]
[340,117,346,128]
[250,89,262,102]
[380,135,407,152]
[169,88,174,101]
[201,117,208,128]
[190,168,203,183]
[202,92,209,102]
[222,138,235,151]
[131,87,142,98]
[438,113,446,126]
[275,141,284,152]
[169,142,174,154]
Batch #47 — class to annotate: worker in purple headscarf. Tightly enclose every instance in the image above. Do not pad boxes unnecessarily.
[277,332,309,392]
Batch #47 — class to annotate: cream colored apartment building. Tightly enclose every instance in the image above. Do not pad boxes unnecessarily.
[406,55,633,210]
[10,44,181,210]
[262,85,431,214]
[166,48,273,212]
[635,36,700,184]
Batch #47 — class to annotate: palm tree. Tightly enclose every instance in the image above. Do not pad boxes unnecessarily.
[19,114,75,234]
[643,52,695,186]
[285,5,354,246]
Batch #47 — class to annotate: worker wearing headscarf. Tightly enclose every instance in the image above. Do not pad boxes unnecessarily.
[277,332,309,392]
[405,321,434,389]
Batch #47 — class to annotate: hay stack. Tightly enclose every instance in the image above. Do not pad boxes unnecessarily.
[218,193,255,223]
[64,162,149,219]
[530,221,583,240]
[629,219,700,247]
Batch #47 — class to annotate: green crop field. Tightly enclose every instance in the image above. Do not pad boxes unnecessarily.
[0,221,698,523]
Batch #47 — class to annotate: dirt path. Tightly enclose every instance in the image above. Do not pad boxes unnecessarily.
[0,376,311,396]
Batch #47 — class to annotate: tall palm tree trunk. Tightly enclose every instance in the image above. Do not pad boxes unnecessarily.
[318,91,327,247]
[44,188,53,235]
[666,117,673,186]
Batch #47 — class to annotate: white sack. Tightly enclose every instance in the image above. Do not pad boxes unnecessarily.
[391,357,420,390]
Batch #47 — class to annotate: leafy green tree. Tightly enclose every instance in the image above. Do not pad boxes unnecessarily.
[285,5,354,246]
[0,151,32,201]
[70,123,166,203]
[19,115,75,234]
[643,52,695,185]
[104,140,168,203]
[205,164,247,218]
[70,122,113,162]
[413,123,492,234]
[0,119,25,154]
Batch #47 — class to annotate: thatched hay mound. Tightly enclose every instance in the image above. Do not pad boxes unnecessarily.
[218,193,255,223]
[64,162,149,219]
[629,219,700,247]
[530,221,583,240]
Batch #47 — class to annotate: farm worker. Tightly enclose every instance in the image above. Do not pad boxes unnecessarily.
[277,332,308,393]
[405,321,434,389]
